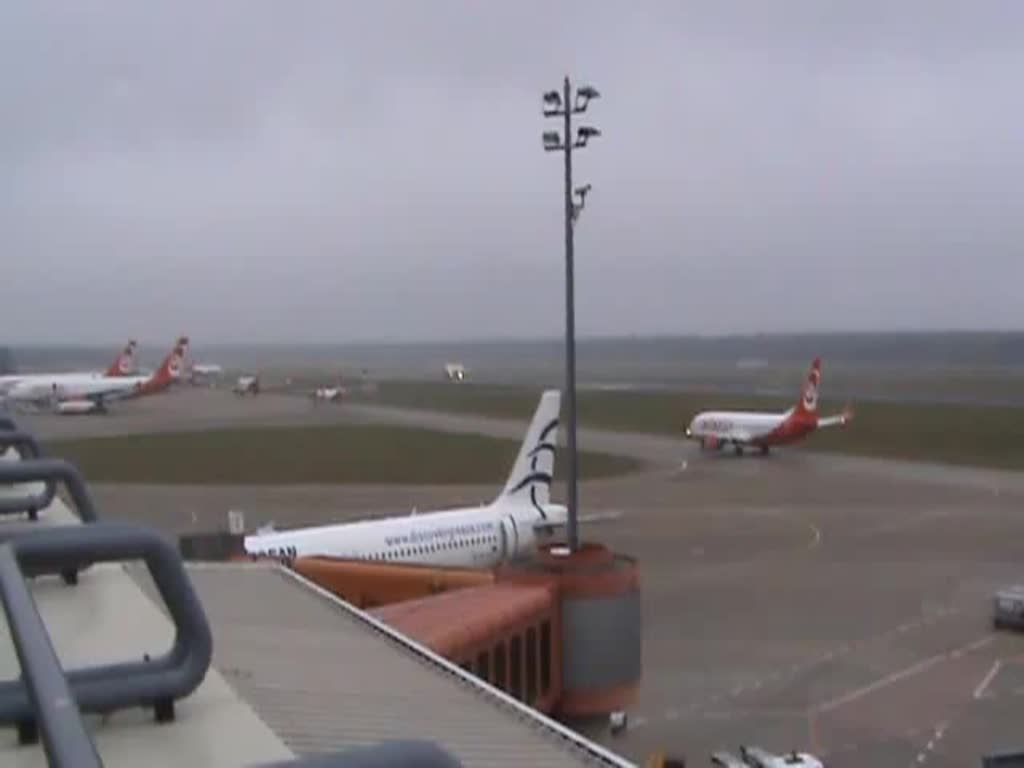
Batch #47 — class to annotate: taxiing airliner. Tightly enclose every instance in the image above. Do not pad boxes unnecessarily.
[685,358,852,455]
[244,390,570,568]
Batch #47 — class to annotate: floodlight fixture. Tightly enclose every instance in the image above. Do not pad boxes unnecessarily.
[543,90,563,116]
[543,130,563,151]
[574,125,601,147]
[574,85,600,112]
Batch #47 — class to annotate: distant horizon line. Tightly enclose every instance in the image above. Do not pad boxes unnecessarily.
[7,328,1024,349]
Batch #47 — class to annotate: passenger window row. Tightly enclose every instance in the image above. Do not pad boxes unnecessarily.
[264,533,500,562]
[366,534,499,562]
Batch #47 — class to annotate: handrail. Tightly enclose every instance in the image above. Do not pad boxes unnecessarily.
[0,544,102,768]
[0,415,17,431]
[0,522,212,728]
[0,431,44,461]
[0,459,94,522]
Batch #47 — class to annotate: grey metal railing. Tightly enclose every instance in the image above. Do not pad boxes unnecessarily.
[0,415,17,431]
[0,430,44,461]
[0,522,213,739]
[0,458,95,523]
[0,431,53,522]
[0,545,101,768]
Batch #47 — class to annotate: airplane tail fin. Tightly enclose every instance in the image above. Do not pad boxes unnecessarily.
[497,390,561,508]
[105,340,138,377]
[795,357,821,416]
[139,336,189,395]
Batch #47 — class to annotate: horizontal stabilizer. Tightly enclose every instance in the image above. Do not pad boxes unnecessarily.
[533,509,623,535]
[818,403,854,429]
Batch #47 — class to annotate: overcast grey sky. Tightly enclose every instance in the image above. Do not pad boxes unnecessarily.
[3,2,1023,344]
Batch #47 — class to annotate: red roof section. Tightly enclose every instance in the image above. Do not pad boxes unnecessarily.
[371,581,555,656]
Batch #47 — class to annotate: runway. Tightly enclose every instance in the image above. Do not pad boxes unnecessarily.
[12,387,1024,766]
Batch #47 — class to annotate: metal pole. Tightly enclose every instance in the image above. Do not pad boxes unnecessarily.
[562,75,579,552]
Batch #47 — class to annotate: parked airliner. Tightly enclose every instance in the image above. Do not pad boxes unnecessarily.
[4,337,189,414]
[0,339,138,396]
[244,390,570,568]
[685,358,852,455]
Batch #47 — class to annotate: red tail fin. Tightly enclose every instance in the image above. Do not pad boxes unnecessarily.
[138,336,189,395]
[105,340,138,377]
[795,357,821,415]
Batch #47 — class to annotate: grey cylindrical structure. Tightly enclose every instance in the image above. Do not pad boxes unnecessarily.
[536,543,642,717]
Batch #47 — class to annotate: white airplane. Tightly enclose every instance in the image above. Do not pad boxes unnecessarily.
[189,362,224,384]
[0,340,139,396]
[4,337,189,415]
[233,375,260,395]
[311,383,347,403]
[685,357,853,455]
[244,390,570,568]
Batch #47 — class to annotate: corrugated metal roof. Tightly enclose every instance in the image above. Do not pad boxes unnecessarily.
[175,563,632,768]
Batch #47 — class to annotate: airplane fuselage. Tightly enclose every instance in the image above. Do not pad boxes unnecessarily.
[686,409,817,448]
[244,501,567,569]
[0,372,103,396]
[3,374,144,403]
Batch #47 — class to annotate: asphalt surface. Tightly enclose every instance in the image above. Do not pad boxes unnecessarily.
[11,387,1024,767]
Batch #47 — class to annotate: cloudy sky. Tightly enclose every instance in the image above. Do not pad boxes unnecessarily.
[3,2,1023,343]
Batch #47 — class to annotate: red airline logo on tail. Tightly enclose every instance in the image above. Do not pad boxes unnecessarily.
[138,337,189,396]
[798,357,821,414]
[105,340,138,377]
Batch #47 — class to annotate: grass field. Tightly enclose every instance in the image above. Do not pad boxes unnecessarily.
[47,423,640,485]
[353,381,1024,471]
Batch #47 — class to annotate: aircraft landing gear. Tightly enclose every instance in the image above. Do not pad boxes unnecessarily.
[733,443,743,456]
[760,445,770,456]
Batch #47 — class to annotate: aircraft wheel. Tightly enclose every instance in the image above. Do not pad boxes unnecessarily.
[733,444,743,456]
[760,445,770,456]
